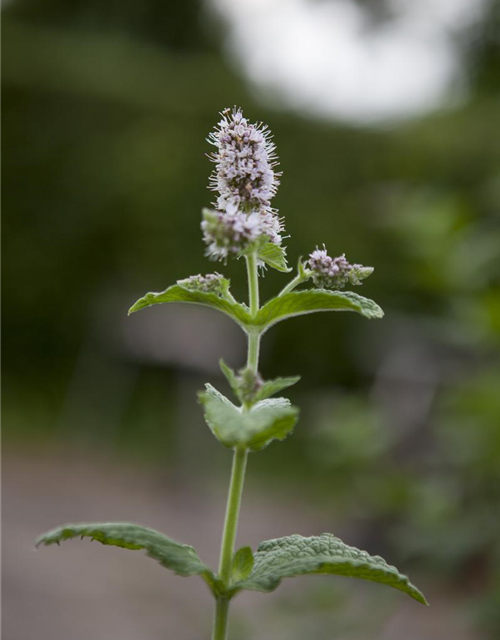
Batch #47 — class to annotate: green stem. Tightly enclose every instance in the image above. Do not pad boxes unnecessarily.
[247,332,261,374]
[278,272,308,297]
[218,447,249,584]
[246,252,260,316]
[211,250,261,640]
[213,447,248,640]
[212,597,230,640]
[246,251,261,374]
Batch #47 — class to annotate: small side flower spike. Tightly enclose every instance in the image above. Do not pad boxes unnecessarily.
[177,272,231,298]
[307,247,373,290]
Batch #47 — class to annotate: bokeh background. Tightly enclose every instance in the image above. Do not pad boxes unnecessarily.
[3,1,500,639]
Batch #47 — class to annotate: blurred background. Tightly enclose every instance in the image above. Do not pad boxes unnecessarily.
[2,0,500,638]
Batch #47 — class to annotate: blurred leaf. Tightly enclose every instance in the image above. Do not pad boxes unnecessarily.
[219,359,300,404]
[198,384,298,451]
[234,533,427,605]
[3,20,238,115]
[254,376,301,402]
[310,394,390,470]
[219,358,240,395]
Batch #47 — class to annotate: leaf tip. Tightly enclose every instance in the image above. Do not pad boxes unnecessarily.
[413,588,429,606]
[127,300,143,315]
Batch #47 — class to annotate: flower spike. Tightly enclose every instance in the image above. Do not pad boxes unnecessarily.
[202,107,285,260]
[307,246,373,290]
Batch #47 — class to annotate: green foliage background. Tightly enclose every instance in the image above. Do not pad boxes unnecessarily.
[3,0,500,637]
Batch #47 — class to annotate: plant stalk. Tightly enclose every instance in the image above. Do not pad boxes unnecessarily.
[212,447,248,640]
[212,597,230,640]
[217,446,249,585]
[212,251,261,640]
[278,272,306,297]
[246,252,260,316]
[247,332,261,374]
[246,251,261,374]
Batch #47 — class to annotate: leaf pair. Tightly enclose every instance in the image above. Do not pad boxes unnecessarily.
[199,362,299,451]
[219,359,300,406]
[36,525,427,605]
[198,384,299,452]
[128,285,384,332]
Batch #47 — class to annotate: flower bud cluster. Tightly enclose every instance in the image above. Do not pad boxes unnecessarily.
[177,272,228,296]
[235,367,264,405]
[201,209,263,260]
[307,247,373,290]
[202,107,284,260]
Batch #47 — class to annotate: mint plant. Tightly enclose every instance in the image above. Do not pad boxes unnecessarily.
[37,107,427,638]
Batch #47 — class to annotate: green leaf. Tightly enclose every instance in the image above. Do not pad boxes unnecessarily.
[297,257,312,281]
[231,546,254,583]
[219,359,240,396]
[219,360,261,405]
[128,284,251,328]
[220,360,298,406]
[36,522,220,593]
[220,360,299,404]
[251,289,384,330]
[257,240,292,273]
[254,376,301,402]
[233,533,427,605]
[198,384,299,452]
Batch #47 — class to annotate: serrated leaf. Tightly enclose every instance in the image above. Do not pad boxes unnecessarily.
[231,546,254,583]
[257,241,292,273]
[36,522,220,592]
[233,533,427,605]
[198,384,299,452]
[128,284,251,328]
[251,289,384,330]
[254,376,301,402]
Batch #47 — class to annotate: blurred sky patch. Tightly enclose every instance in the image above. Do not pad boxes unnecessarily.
[212,0,489,124]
